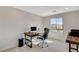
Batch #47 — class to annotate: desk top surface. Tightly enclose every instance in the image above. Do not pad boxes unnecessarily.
[66,36,79,44]
[24,32,39,37]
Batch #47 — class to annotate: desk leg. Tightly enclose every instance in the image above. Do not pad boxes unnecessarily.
[24,34,26,44]
[69,43,71,52]
[30,37,32,48]
[76,45,78,52]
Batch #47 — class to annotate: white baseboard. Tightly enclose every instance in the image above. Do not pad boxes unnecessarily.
[0,45,17,52]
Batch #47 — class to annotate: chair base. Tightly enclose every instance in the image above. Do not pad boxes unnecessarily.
[37,42,48,48]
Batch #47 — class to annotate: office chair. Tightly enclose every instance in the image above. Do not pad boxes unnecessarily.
[37,28,49,48]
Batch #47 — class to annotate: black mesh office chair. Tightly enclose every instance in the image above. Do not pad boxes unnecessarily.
[37,28,49,48]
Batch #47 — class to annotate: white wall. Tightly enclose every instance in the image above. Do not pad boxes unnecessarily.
[0,7,43,51]
[43,10,79,41]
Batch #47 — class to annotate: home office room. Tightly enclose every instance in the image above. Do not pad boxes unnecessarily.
[1,0,79,59]
[0,6,79,52]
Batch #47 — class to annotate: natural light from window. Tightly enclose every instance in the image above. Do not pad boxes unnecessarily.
[50,17,63,32]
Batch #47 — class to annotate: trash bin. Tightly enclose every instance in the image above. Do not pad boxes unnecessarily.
[18,38,24,47]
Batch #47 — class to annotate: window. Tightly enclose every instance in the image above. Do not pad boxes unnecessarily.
[50,17,63,30]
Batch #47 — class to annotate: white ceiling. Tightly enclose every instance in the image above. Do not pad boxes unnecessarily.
[13,6,79,17]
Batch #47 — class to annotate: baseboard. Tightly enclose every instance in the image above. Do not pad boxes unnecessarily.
[0,45,18,52]
[49,37,65,42]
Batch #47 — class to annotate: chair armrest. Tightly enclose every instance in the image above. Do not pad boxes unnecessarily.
[38,33,43,36]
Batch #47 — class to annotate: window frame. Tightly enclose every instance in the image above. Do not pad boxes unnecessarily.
[50,17,64,31]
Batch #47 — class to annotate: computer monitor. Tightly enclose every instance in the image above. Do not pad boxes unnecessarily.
[30,27,37,31]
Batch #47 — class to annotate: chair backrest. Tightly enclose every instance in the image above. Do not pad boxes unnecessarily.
[43,28,49,39]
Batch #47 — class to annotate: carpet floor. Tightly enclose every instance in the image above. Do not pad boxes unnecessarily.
[3,39,69,52]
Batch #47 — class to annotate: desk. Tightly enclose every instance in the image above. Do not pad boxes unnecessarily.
[66,36,79,52]
[24,32,39,48]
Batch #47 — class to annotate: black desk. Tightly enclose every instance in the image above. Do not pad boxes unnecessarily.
[24,32,39,48]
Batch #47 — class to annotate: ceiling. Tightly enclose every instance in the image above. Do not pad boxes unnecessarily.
[13,6,79,17]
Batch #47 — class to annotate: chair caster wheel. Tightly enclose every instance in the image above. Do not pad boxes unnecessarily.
[47,45,48,47]
[37,44,40,46]
[37,44,38,46]
[42,47,43,48]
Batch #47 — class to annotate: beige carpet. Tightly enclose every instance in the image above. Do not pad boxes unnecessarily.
[2,39,68,52]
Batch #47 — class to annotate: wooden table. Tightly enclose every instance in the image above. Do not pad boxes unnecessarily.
[24,32,39,48]
[66,36,79,52]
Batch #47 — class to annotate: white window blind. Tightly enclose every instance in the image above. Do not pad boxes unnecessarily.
[50,17,63,30]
